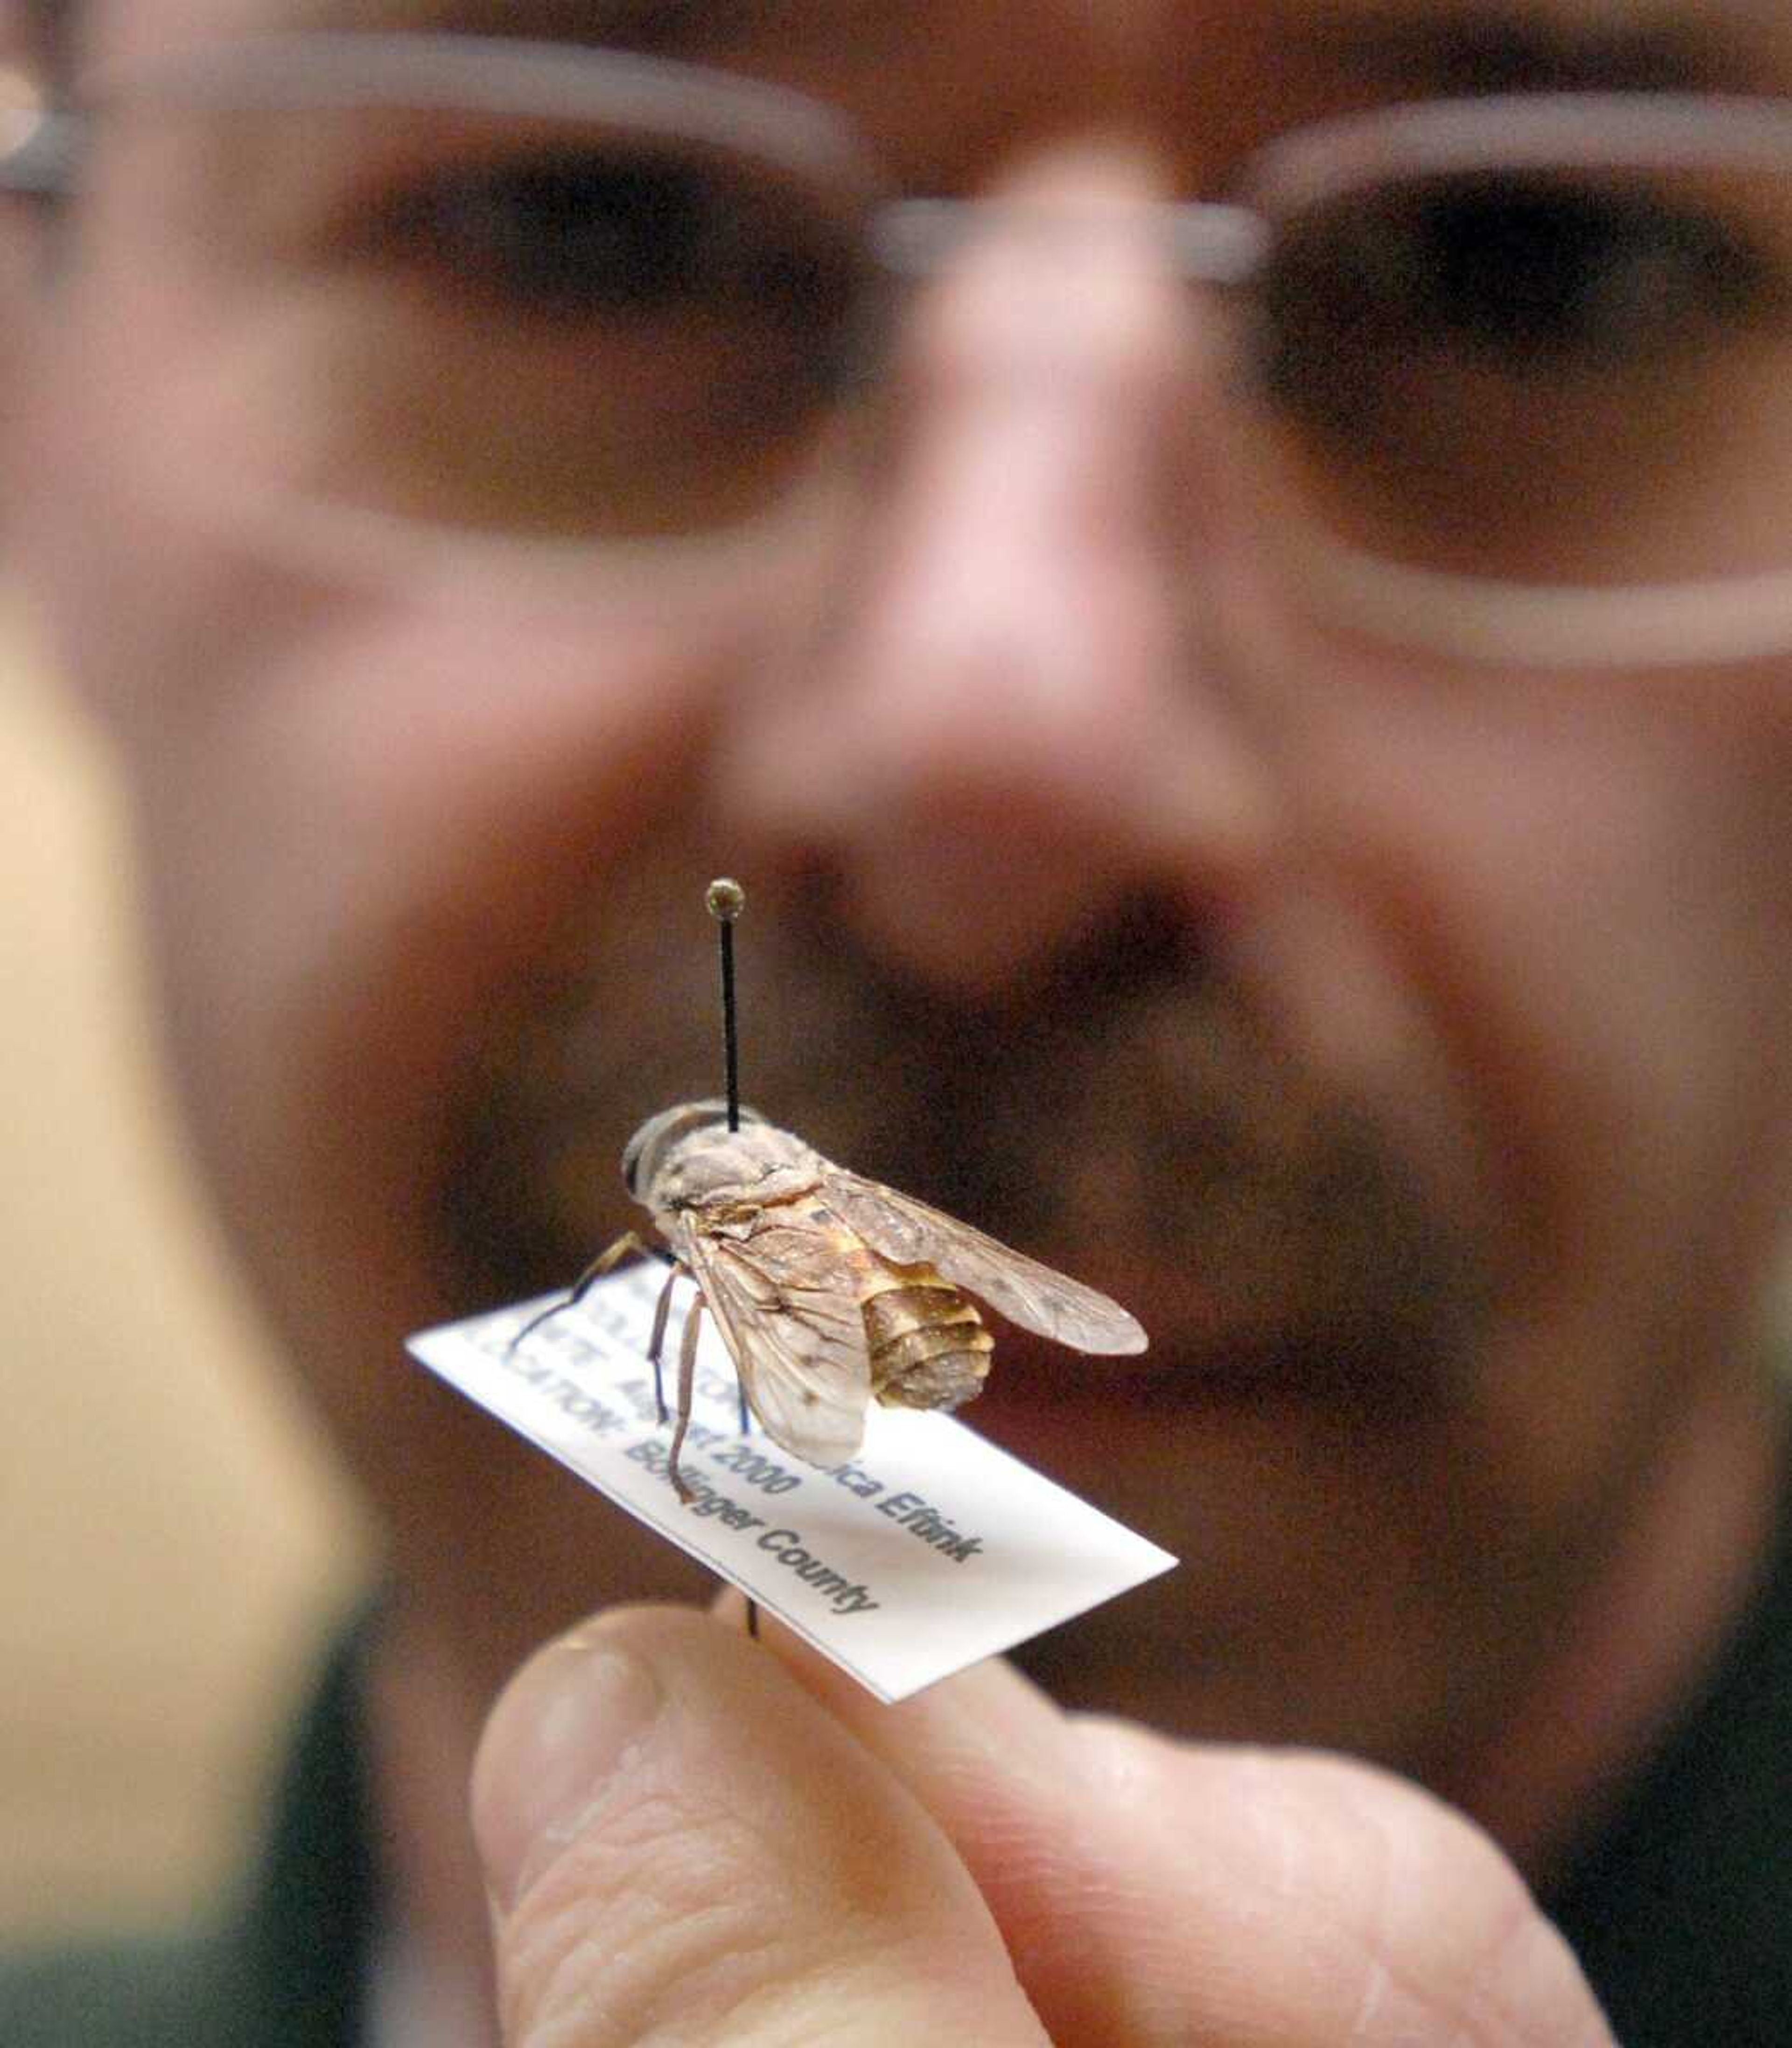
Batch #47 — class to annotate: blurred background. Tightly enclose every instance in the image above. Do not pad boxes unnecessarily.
[0,598,369,1939]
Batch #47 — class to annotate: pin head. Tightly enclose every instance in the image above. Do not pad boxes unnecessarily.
[706,876,746,923]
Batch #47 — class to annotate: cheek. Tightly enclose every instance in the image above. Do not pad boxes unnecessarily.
[141,606,743,1147]
[1231,644,1792,1538]
[102,580,769,1489]
[1274,666,1792,1307]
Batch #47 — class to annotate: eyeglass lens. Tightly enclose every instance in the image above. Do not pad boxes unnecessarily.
[131,79,1792,589]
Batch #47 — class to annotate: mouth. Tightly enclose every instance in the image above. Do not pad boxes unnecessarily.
[941,1305,1463,1540]
[969,1290,1455,1414]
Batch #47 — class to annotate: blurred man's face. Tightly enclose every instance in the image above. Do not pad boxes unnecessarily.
[18,0,1792,1774]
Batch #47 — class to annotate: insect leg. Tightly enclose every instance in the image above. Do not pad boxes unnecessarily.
[506,1231,653,1353]
[725,1357,754,1631]
[668,1290,704,1505]
[645,1259,687,1425]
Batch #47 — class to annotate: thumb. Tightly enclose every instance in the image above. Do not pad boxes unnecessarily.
[469,1605,1046,2048]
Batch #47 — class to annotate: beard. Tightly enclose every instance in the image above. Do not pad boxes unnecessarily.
[437,860,1491,1413]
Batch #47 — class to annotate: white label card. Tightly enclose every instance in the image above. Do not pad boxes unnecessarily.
[408,1263,1176,1703]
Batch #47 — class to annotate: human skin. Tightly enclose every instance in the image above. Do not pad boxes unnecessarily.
[6,0,1792,2036]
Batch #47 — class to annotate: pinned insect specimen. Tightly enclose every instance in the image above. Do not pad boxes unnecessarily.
[512,881,1147,1502]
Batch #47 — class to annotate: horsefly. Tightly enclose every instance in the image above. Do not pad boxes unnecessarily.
[511,880,1147,1503]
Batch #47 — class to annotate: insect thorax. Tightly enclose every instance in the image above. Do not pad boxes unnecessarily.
[646,1120,820,1216]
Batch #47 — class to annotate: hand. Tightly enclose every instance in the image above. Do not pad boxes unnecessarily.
[471,1605,1614,2046]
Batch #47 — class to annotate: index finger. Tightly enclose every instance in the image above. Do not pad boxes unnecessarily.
[754,1615,1615,2048]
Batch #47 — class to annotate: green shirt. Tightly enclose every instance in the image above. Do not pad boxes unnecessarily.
[1544,1470,1792,2047]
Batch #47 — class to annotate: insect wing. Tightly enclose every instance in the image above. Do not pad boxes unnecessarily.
[675,1217,873,1467]
[821,1169,1148,1356]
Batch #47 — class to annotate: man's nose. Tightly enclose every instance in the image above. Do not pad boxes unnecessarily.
[720,147,1280,1001]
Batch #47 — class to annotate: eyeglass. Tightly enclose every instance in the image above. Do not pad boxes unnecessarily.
[12,30,1792,666]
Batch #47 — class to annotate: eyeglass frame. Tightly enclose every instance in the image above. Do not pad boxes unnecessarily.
[9,30,1792,669]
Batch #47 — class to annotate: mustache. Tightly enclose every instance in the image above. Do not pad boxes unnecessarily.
[439,870,1487,1378]
[445,879,1190,1257]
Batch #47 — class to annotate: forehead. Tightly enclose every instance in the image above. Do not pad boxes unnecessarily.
[82,0,1792,80]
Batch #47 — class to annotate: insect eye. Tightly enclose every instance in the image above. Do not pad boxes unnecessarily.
[621,1131,648,1195]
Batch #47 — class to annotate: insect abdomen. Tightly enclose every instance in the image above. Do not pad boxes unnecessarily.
[861,1272,994,1413]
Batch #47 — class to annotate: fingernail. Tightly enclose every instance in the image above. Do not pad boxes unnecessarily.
[472,1628,664,1913]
